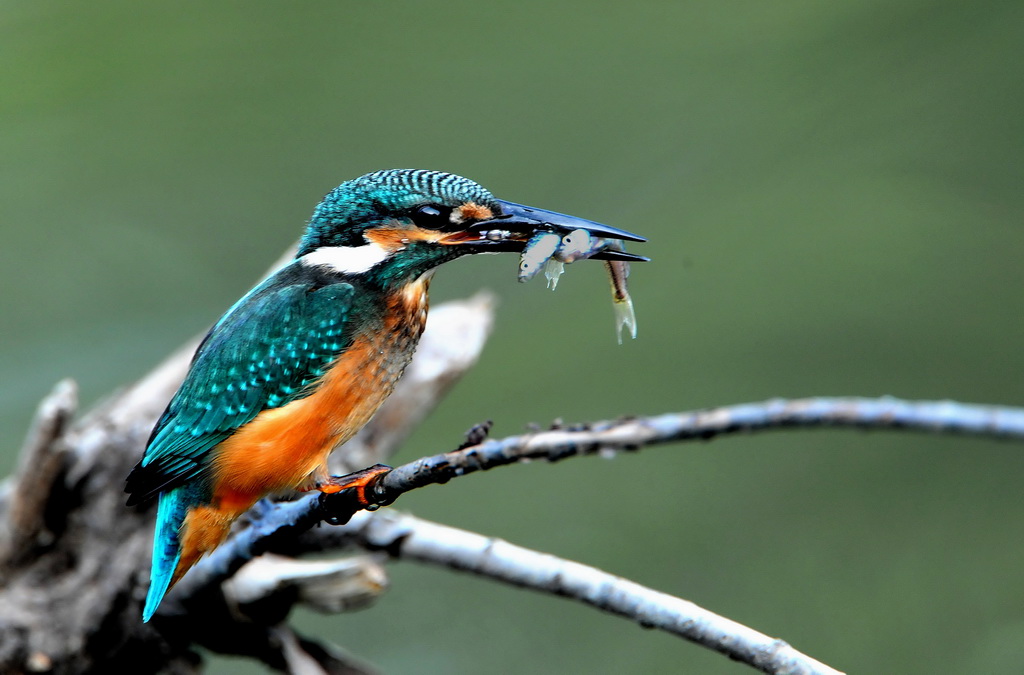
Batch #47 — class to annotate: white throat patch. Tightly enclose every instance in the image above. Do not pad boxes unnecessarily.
[301,244,391,274]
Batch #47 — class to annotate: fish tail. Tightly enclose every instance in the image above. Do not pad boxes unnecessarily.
[605,259,637,343]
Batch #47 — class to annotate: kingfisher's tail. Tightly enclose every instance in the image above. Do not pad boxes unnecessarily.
[143,486,196,622]
[143,485,247,622]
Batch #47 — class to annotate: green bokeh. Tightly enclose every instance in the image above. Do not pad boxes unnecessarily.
[2,2,1023,673]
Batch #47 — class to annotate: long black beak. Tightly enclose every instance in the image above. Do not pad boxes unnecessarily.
[492,200,646,242]
[455,199,649,262]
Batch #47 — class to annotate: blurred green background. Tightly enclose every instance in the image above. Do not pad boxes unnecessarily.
[3,1,1023,672]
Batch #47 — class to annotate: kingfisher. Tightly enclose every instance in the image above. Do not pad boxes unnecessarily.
[125,169,646,622]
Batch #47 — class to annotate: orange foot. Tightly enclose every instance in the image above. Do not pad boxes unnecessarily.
[316,464,392,507]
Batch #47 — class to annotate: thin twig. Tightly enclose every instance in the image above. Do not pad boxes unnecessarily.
[367,396,1024,505]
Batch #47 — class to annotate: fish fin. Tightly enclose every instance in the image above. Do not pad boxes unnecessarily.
[544,260,565,289]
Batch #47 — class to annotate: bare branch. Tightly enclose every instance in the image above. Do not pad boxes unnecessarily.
[198,509,845,675]
[346,396,1024,513]
[223,553,387,615]
[342,510,844,675]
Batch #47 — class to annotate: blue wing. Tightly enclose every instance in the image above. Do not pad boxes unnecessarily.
[125,262,357,506]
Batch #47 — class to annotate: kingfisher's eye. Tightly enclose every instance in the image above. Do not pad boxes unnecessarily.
[412,204,450,229]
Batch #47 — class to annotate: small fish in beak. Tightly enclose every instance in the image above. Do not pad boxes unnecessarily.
[517,227,641,342]
[518,231,562,282]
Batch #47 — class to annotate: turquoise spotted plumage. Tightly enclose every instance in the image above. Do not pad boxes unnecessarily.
[131,278,357,502]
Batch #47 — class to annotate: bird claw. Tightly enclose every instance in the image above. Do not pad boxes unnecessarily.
[316,464,394,525]
[316,464,392,504]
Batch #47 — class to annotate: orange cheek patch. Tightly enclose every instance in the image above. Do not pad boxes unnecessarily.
[457,202,493,221]
[365,227,413,251]
[366,225,444,247]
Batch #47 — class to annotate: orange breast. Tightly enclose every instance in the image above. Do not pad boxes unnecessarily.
[208,278,430,513]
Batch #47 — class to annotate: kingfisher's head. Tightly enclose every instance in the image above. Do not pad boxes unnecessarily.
[298,169,644,287]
